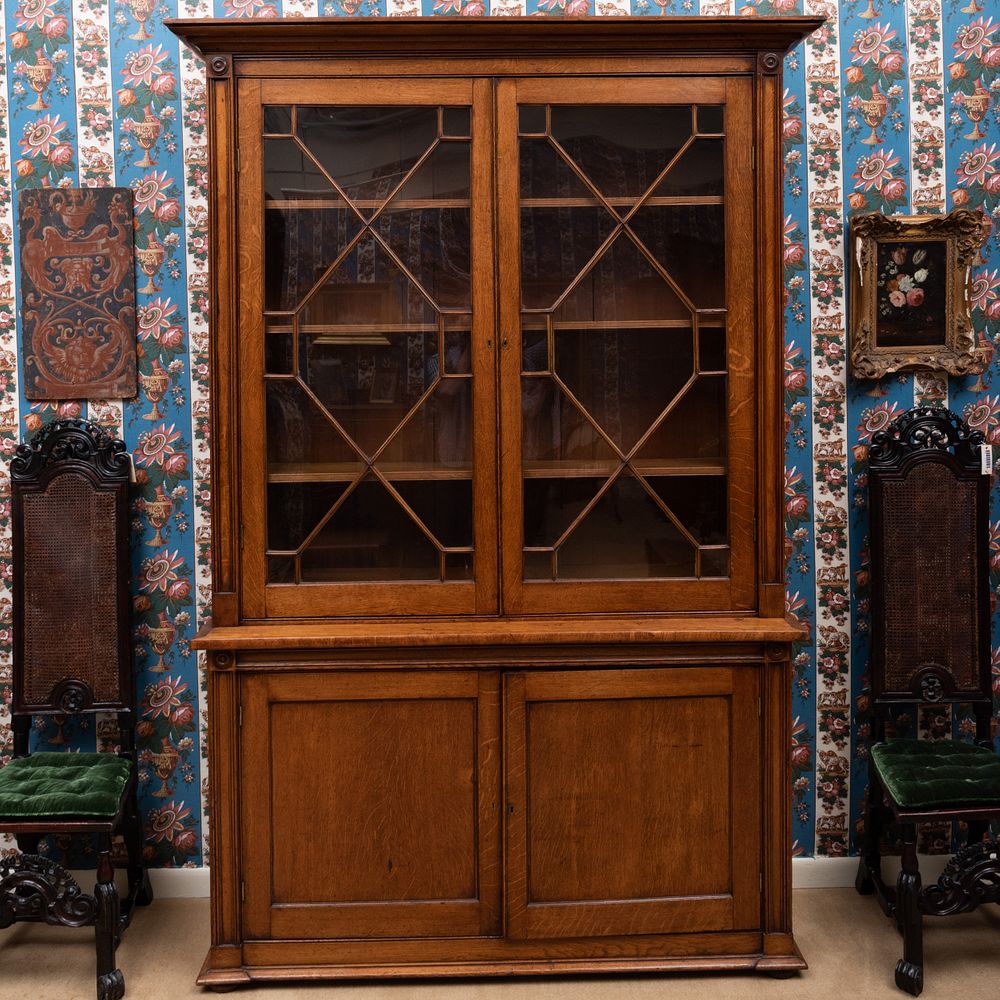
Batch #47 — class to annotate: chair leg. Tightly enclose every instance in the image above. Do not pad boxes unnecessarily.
[856,773,881,895]
[15,833,41,855]
[124,795,153,909]
[894,823,924,996]
[95,837,124,1000]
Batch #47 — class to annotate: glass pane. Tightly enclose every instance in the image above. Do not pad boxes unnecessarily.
[268,556,297,584]
[554,233,690,324]
[650,138,724,198]
[441,107,470,138]
[296,106,438,212]
[550,105,692,199]
[266,380,363,471]
[375,205,470,309]
[521,377,618,467]
[265,204,362,313]
[378,380,473,469]
[520,207,619,310]
[520,139,597,201]
[554,325,694,451]
[697,105,724,135]
[444,551,473,580]
[299,329,436,457]
[701,549,729,577]
[300,235,438,332]
[698,324,726,373]
[557,472,696,579]
[628,205,726,309]
[522,322,548,372]
[268,482,348,552]
[638,375,727,463]
[519,105,547,136]
[524,550,554,580]
[648,476,727,545]
[524,477,606,548]
[392,481,473,548]
[300,477,438,582]
[264,105,292,135]
[265,326,294,375]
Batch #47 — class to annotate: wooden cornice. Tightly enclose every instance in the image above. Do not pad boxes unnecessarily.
[166,16,825,61]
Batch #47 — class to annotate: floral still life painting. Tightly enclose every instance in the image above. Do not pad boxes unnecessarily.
[849,210,987,380]
[874,241,946,348]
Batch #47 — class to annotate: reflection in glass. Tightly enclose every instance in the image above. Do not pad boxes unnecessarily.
[299,477,439,582]
[556,473,696,579]
[550,105,691,199]
[296,106,438,208]
[517,102,730,585]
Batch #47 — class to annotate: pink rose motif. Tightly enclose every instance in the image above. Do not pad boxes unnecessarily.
[155,198,181,223]
[164,452,188,477]
[167,577,191,601]
[150,71,176,97]
[782,116,802,140]
[785,368,806,393]
[892,247,908,265]
[790,744,810,770]
[43,14,68,38]
[56,401,81,419]
[906,288,924,307]
[880,51,903,74]
[889,290,906,307]
[783,242,805,266]
[173,829,197,853]
[171,703,194,727]
[985,46,1000,69]
[160,325,184,349]
[786,494,808,518]
[883,177,906,201]
[48,143,73,168]
[986,173,1000,195]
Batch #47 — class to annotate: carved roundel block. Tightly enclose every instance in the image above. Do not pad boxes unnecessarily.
[208,55,231,78]
[758,52,781,74]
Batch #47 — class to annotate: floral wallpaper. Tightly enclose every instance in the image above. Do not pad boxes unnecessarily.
[0,0,995,868]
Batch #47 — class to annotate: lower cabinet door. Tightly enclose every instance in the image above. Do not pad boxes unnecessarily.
[239,669,501,940]
[505,666,761,939]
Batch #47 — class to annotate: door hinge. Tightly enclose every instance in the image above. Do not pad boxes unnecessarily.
[236,146,240,173]
[752,517,758,542]
[238,704,243,728]
[751,146,756,171]
[241,881,246,902]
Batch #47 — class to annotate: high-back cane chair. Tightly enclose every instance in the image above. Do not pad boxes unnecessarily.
[0,419,152,1000]
[855,406,1000,997]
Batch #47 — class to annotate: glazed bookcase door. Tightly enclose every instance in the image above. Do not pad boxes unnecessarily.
[237,78,498,618]
[497,78,756,615]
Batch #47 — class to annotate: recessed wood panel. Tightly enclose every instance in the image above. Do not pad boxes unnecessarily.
[240,670,500,940]
[526,695,731,902]
[506,666,760,940]
[271,698,477,904]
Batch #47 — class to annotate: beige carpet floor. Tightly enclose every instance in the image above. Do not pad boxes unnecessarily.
[1,889,999,1000]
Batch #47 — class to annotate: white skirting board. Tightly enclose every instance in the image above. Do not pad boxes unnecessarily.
[76,856,956,899]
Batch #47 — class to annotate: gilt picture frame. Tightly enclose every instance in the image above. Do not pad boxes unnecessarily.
[849,209,987,379]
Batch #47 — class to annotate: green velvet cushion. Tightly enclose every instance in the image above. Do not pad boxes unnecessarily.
[871,738,1000,811]
[0,752,131,820]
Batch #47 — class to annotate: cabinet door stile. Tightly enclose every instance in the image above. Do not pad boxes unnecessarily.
[236,80,267,620]
[496,79,526,616]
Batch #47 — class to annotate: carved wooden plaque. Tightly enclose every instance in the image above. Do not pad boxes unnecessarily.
[19,188,137,399]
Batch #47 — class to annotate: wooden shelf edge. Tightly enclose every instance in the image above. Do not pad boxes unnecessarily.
[192,615,806,651]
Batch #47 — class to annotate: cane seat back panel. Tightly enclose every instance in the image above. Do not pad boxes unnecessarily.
[868,406,991,708]
[22,474,121,706]
[871,739,1000,812]
[11,420,132,715]
[0,753,132,820]
[879,465,979,696]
